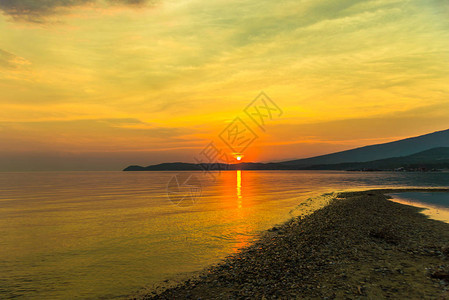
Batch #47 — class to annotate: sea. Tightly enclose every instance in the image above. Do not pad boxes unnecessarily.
[0,170,448,299]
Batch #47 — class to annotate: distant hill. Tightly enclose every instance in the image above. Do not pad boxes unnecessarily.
[122,148,449,171]
[123,129,449,171]
[123,162,290,171]
[124,163,201,171]
[303,147,449,171]
[281,129,449,167]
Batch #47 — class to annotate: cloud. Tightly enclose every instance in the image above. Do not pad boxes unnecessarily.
[0,48,30,68]
[0,0,448,169]
[0,117,187,137]
[269,102,449,144]
[0,49,15,68]
[0,117,199,154]
[0,0,153,22]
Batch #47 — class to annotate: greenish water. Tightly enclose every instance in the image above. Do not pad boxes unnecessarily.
[389,191,449,223]
[0,171,448,299]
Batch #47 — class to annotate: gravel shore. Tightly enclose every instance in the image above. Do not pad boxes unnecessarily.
[140,189,449,299]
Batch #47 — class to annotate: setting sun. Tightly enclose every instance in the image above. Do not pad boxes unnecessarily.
[234,154,244,161]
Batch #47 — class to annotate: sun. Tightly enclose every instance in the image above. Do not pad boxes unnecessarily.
[234,153,244,161]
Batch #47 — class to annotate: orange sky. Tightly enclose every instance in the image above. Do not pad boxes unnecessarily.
[0,0,448,170]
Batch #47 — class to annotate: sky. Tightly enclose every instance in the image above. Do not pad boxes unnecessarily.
[0,0,448,171]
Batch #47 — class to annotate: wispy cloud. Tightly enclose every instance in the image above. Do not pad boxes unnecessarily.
[0,118,200,153]
[0,0,448,169]
[0,48,30,68]
[0,0,156,22]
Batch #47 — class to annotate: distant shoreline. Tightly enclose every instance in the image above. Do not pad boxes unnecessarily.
[123,147,449,172]
[123,163,447,172]
[139,188,449,299]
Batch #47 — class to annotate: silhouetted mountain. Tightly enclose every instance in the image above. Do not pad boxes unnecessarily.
[281,129,449,167]
[123,148,449,171]
[123,162,291,171]
[123,129,449,171]
[123,163,202,171]
[303,147,449,171]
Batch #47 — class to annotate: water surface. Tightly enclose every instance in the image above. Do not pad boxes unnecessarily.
[389,191,449,223]
[0,170,448,298]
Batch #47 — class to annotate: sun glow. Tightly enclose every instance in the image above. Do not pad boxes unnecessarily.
[0,0,448,171]
[234,153,244,161]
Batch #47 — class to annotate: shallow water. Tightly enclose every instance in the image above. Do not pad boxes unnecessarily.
[0,170,448,299]
[388,191,449,223]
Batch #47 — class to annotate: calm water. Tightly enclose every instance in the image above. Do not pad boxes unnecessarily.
[389,191,449,223]
[0,170,448,299]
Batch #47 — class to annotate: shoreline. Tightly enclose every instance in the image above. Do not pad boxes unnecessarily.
[138,188,449,299]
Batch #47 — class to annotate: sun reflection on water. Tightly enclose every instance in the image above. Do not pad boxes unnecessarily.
[230,170,253,252]
[236,170,242,209]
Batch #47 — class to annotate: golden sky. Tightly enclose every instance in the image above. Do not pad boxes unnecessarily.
[0,0,448,170]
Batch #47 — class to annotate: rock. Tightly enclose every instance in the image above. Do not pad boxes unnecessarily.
[442,246,449,257]
[431,271,449,280]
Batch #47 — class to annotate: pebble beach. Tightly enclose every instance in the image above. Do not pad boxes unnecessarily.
[139,189,449,299]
